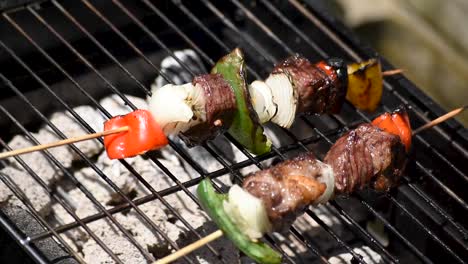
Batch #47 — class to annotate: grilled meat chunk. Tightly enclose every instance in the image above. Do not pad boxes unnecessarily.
[180,74,237,145]
[273,55,347,114]
[324,124,406,194]
[242,153,327,232]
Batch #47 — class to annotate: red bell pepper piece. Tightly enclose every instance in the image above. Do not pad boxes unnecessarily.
[104,109,168,159]
[372,110,412,152]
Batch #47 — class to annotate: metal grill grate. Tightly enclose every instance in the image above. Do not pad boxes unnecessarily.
[0,1,467,263]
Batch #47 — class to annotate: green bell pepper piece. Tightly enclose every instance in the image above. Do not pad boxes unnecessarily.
[211,48,271,155]
[197,178,282,264]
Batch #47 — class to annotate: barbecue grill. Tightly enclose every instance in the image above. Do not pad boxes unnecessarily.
[0,0,467,263]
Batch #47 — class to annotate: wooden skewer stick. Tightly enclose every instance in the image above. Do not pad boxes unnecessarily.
[413,105,467,135]
[0,126,129,160]
[153,230,223,264]
[154,106,467,264]
[382,69,403,76]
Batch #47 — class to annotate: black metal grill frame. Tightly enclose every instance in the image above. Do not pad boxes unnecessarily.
[0,1,467,263]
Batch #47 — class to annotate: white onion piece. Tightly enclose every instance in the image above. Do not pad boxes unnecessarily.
[223,185,272,240]
[313,161,335,205]
[148,82,206,135]
[249,80,277,123]
[265,73,297,128]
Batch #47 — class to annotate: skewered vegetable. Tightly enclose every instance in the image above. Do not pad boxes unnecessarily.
[265,73,297,128]
[211,48,272,155]
[106,49,391,159]
[346,59,384,112]
[223,184,272,240]
[148,82,204,136]
[103,110,168,159]
[197,178,282,264]
[196,109,409,263]
[371,108,412,151]
[248,80,277,123]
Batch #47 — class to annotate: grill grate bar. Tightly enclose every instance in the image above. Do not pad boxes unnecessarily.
[228,0,295,56]
[329,200,398,263]
[0,98,126,264]
[355,193,432,264]
[75,0,248,218]
[0,73,168,263]
[1,16,201,264]
[107,1,344,260]
[68,0,467,261]
[78,0,173,85]
[257,0,327,58]
[0,1,466,263]
[26,6,138,111]
[385,193,465,263]
[221,1,452,261]
[51,0,151,97]
[404,179,468,239]
[1,10,225,263]
[271,120,403,264]
[0,210,49,264]
[272,123,398,263]
[0,168,85,263]
[27,129,340,241]
[139,0,215,66]
[111,0,197,78]
[312,116,462,263]
[260,0,468,240]
[290,0,468,181]
[198,0,277,66]
[305,210,367,264]
[201,142,326,262]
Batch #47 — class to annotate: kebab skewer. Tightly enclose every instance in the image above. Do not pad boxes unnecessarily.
[149,48,390,155]
[0,49,398,159]
[154,108,463,264]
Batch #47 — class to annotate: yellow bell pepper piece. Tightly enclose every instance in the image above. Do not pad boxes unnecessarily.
[346,59,383,112]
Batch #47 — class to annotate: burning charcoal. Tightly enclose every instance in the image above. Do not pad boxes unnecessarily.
[328,246,382,264]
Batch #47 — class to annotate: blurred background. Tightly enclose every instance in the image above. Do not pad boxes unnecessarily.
[318,0,468,125]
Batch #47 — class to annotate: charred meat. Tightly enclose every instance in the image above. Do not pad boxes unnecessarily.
[242,153,329,232]
[272,55,348,114]
[324,123,406,194]
[180,74,237,145]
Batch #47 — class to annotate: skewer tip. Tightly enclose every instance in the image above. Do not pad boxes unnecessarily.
[382,69,404,76]
[413,105,467,135]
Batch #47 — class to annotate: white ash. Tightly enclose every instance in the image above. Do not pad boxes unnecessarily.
[99,94,148,116]
[46,105,104,159]
[153,49,206,88]
[0,48,376,263]
[81,218,148,264]
[6,132,64,184]
[0,167,52,217]
[328,246,382,264]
